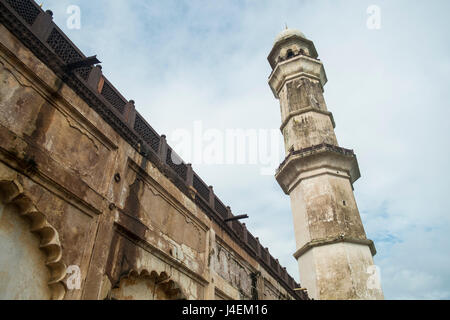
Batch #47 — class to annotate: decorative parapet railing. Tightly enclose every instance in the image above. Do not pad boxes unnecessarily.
[0,0,306,300]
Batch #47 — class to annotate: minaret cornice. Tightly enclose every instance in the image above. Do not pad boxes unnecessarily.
[268,55,327,99]
[293,236,377,259]
[279,107,336,132]
[275,144,361,194]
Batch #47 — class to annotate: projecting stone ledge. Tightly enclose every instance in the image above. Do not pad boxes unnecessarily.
[275,143,361,195]
[293,235,377,259]
[268,55,327,99]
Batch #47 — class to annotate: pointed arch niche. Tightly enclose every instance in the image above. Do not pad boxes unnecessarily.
[109,270,186,300]
[0,176,66,300]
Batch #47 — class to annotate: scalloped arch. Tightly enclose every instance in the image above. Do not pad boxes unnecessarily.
[111,269,187,300]
[0,178,67,300]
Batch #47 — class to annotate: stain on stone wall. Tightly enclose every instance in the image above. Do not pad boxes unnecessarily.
[214,243,255,299]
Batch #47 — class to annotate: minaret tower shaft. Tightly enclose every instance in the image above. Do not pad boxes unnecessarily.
[268,29,383,300]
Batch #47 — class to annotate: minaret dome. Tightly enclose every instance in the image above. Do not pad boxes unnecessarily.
[274,28,307,44]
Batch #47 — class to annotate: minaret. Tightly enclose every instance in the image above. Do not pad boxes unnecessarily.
[268,29,383,300]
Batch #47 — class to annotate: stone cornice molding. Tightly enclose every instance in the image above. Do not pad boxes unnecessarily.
[280,107,336,132]
[276,144,361,194]
[293,235,377,259]
[268,55,327,99]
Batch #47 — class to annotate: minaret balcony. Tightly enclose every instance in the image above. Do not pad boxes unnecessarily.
[276,143,361,195]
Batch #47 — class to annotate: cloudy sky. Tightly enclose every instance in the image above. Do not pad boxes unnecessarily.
[42,0,450,299]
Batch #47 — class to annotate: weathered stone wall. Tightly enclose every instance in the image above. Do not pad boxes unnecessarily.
[0,14,300,301]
